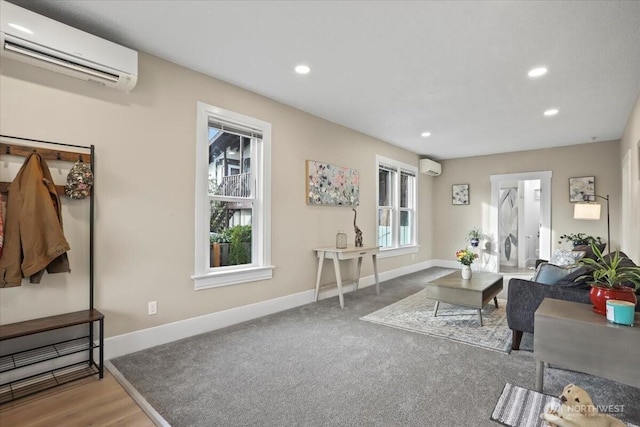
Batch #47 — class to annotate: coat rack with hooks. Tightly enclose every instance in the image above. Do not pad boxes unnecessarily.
[0,134,103,404]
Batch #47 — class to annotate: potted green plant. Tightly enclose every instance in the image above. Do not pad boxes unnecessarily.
[229,225,252,265]
[558,233,602,247]
[465,227,484,247]
[576,241,640,315]
[210,229,231,267]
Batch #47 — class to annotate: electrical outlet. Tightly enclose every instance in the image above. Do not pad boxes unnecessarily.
[412,254,416,260]
[148,301,157,315]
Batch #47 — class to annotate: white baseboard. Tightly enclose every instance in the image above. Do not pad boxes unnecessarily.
[431,259,493,272]
[104,259,452,360]
[315,259,438,300]
[104,289,314,360]
[431,259,462,270]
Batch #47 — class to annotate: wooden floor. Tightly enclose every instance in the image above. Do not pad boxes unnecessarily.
[0,370,155,427]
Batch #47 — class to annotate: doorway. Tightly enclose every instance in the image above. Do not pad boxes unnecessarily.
[490,171,552,274]
[498,180,541,273]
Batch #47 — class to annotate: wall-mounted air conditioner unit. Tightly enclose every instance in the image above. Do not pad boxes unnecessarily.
[419,158,442,176]
[0,1,138,91]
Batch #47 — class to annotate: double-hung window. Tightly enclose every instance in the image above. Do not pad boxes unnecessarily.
[376,156,418,257]
[193,102,273,289]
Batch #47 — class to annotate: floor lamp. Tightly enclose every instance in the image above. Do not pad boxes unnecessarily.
[573,194,610,253]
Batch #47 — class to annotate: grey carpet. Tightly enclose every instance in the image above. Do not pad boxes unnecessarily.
[110,267,640,427]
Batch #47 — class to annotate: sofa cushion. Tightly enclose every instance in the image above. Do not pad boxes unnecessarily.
[532,263,581,285]
[554,266,592,288]
[604,251,637,268]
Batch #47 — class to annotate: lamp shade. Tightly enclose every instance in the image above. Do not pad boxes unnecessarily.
[574,203,601,220]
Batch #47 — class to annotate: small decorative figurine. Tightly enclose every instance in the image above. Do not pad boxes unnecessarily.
[353,208,363,247]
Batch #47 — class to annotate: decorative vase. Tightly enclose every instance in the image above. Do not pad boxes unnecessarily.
[461,265,472,280]
[589,286,637,315]
[470,238,479,247]
[336,230,347,249]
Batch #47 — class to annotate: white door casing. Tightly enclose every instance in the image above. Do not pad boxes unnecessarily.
[490,171,552,273]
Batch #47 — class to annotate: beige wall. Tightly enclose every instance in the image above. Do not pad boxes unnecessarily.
[1,49,634,341]
[433,140,622,262]
[0,52,436,335]
[620,92,640,261]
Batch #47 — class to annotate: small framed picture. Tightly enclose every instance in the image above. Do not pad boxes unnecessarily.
[569,176,595,203]
[452,184,469,205]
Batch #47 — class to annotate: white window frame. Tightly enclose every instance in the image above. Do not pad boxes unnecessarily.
[193,102,273,289]
[376,155,419,259]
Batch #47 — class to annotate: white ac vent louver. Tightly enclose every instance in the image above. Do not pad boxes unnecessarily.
[1,1,137,91]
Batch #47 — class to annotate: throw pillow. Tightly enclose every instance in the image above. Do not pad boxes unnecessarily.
[532,263,581,286]
[549,249,585,267]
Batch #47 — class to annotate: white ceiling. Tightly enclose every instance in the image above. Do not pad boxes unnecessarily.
[9,0,640,159]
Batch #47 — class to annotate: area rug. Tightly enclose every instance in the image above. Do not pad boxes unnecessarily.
[360,289,512,353]
[491,383,559,427]
[491,383,638,427]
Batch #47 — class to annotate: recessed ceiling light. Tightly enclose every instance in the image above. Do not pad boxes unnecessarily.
[295,65,310,75]
[544,109,559,116]
[528,67,547,78]
[8,23,33,34]
[420,131,431,137]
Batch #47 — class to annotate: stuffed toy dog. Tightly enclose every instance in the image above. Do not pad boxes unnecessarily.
[540,384,626,427]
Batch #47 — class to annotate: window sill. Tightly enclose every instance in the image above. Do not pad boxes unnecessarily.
[377,245,420,259]
[192,265,275,290]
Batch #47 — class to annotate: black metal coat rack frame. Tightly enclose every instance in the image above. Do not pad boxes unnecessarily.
[0,134,104,404]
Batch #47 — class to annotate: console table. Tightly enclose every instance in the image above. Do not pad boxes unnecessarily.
[534,298,640,392]
[313,245,380,308]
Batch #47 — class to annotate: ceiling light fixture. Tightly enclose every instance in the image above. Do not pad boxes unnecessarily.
[528,67,547,78]
[420,131,431,137]
[544,109,559,116]
[295,65,310,75]
[8,23,33,34]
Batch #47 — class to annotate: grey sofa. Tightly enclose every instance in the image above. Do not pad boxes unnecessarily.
[506,252,640,351]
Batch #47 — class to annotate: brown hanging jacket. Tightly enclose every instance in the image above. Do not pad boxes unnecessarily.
[0,153,70,287]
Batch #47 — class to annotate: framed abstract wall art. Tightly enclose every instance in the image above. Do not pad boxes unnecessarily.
[452,184,470,205]
[306,160,359,206]
[569,176,595,202]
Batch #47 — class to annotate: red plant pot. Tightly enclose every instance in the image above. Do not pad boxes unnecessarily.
[589,286,638,315]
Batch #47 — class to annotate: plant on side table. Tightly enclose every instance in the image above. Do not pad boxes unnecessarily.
[558,233,603,247]
[466,227,484,247]
[576,241,640,315]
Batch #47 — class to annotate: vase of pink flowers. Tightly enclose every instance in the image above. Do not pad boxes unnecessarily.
[456,249,478,279]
